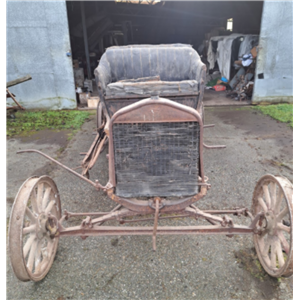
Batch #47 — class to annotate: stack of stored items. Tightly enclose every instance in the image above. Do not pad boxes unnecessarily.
[226,46,257,101]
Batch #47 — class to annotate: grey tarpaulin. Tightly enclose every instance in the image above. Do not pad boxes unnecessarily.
[94,44,205,96]
[217,34,243,80]
[207,36,225,71]
[207,34,258,80]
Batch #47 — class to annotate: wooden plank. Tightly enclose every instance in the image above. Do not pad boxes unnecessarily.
[6,89,25,110]
[6,75,32,88]
[7,105,20,110]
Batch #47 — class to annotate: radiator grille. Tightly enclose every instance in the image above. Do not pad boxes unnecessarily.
[113,122,199,197]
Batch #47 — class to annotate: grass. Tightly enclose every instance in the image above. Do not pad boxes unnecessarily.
[253,104,293,128]
[7,110,91,137]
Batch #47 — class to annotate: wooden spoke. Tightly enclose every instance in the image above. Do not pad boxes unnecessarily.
[30,189,39,213]
[25,207,36,223]
[23,224,36,235]
[23,235,35,258]
[275,240,285,268]
[41,244,49,261]
[277,206,289,221]
[269,182,276,208]
[262,236,271,258]
[37,183,44,212]
[42,187,51,211]
[274,190,283,214]
[26,239,38,272]
[263,184,271,209]
[258,197,268,213]
[277,222,291,233]
[45,200,55,214]
[270,241,277,269]
[278,231,290,255]
[34,241,43,273]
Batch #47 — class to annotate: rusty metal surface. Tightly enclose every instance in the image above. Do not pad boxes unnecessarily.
[104,94,199,117]
[16,149,108,191]
[47,202,257,239]
[108,96,205,193]
[58,225,255,237]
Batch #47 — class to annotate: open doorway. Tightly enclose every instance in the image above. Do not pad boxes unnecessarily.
[66,1,263,108]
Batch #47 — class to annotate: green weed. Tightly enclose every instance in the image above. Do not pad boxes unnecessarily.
[253,104,293,128]
[7,110,91,137]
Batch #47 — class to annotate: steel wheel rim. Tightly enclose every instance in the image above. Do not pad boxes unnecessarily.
[252,174,293,277]
[9,176,61,282]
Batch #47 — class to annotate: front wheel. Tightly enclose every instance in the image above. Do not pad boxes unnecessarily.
[8,176,61,281]
[252,174,293,277]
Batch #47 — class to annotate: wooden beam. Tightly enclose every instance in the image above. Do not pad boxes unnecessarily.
[6,75,32,88]
[6,88,25,110]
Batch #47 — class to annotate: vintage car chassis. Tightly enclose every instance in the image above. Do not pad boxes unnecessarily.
[9,97,293,282]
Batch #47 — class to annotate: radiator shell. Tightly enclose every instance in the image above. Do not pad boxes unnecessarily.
[113,122,199,198]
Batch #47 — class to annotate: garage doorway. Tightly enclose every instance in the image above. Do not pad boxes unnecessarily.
[66,1,263,108]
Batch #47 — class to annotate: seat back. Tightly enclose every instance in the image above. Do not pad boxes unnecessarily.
[95,44,205,93]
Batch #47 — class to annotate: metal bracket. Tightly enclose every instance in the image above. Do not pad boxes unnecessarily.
[148,197,165,210]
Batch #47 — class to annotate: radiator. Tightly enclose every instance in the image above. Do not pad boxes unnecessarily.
[113,122,199,197]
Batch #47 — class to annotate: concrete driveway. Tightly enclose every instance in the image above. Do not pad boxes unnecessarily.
[6,106,293,300]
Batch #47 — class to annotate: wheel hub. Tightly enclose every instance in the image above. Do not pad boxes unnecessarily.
[265,211,276,235]
[36,213,48,239]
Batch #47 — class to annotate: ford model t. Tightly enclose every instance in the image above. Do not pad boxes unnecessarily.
[8,44,293,281]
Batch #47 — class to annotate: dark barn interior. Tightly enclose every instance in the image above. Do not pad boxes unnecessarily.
[67,1,263,77]
[66,1,264,107]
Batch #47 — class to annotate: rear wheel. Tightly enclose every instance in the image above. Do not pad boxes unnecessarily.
[8,176,61,281]
[252,174,293,277]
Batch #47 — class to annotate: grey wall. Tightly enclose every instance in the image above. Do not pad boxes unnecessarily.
[6,0,76,110]
[253,0,293,104]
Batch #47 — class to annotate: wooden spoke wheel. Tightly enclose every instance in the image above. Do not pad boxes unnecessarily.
[252,174,293,277]
[8,176,61,282]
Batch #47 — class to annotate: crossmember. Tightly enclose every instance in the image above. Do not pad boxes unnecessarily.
[44,205,264,251]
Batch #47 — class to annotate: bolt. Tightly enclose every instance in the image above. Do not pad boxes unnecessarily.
[16,216,20,220]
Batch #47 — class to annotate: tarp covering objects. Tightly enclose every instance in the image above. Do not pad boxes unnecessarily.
[95,44,205,96]
[207,34,259,81]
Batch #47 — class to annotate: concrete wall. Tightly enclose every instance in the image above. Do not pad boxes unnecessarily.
[6,0,76,110]
[253,0,293,104]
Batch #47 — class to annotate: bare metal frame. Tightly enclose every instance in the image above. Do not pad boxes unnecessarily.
[17,96,262,253]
